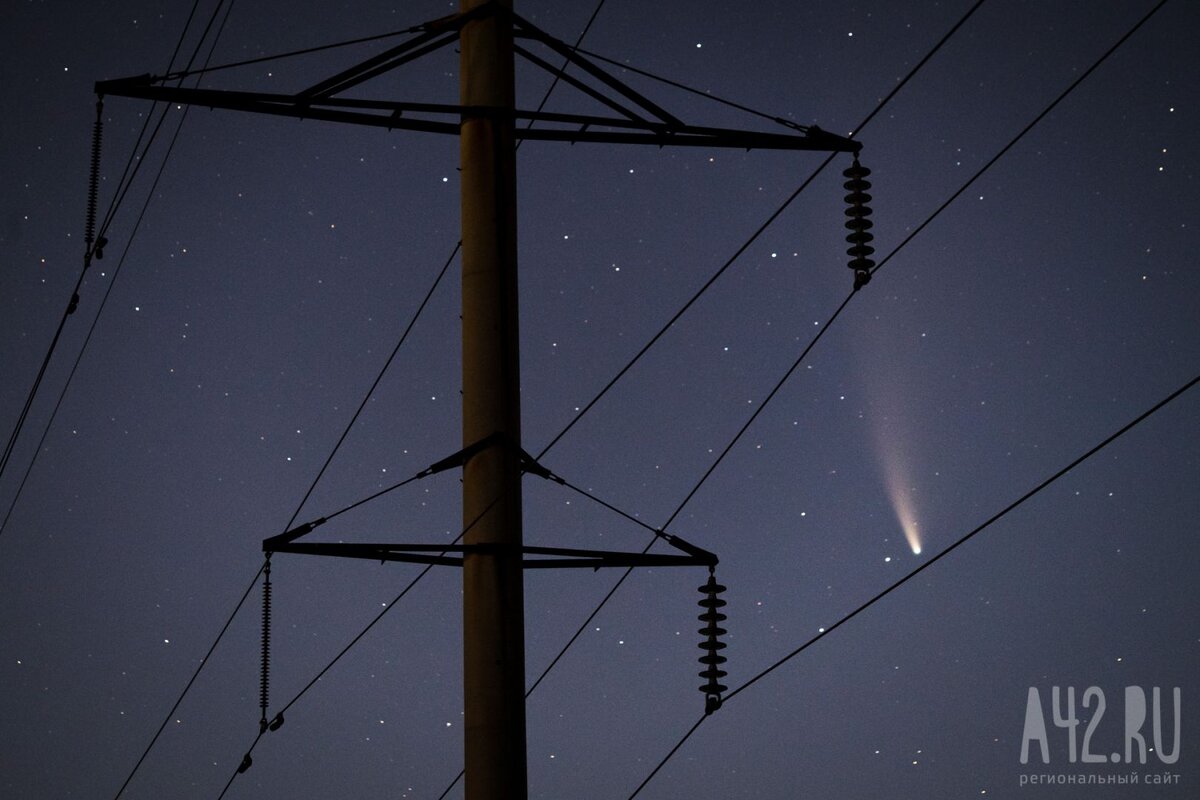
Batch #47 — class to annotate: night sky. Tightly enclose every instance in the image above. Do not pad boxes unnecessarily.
[2,1,1197,798]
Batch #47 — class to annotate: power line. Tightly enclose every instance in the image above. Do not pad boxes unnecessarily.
[0,0,224,539]
[218,458,654,800]
[96,5,472,789]
[653,0,997,530]
[110,564,265,800]
[623,2,1177,791]
[107,219,455,798]
[569,43,807,131]
[141,6,620,798]
[869,0,1171,281]
[522,0,607,125]
[533,0,987,461]
[99,0,235,250]
[123,0,981,792]
[217,6,623,797]
[533,157,836,460]
[0,98,102,488]
[222,3,617,533]
[95,0,205,241]
[492,0,989,761]
[446,0,1192,789]
[214,495,504,800]
[104,0,1163,792]
[263,0,605,534]
[278,242,459,532]
[627,370,1199,798]
[660,290,856,530]
[424,6,997,800]
[1,103,189,542]
[516,0,1180,750]
[673,0,1172,530]
[162,25,425,81]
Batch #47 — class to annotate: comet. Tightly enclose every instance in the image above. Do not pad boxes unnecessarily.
[877,433,924,556]
[853,321,927,557]
[885,469,923,555]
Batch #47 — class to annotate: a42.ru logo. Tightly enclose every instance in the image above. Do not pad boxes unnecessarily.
[1020,686,1180,765]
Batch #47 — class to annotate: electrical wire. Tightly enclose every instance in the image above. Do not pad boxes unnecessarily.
[93,0,205,243]
[624,6,1179,791]
[522,0,607,124]
[0,106,187,543]
[86,0,1159,793]
[225,5,615,797]
[110,562,266,800]
[162,25,425,81]
[534,159,834,460]
[484,3,990,768]
[0,85,187,490]
[228,0,612,530]
[69,3,469,787]
[211,23,989,789]
[868,0,1169,281]
[433,7,995,799]
[109,217,454,797]
[567,45,805,132]
[627,370,1198,798]
[660,290,856,530]
[0,0,217,540]
[151,0,1175,793]
[672,0,1173,524]
[281,0,613,526]
[119,5,623,797]
[278,242,459,533]
[533,0,987,461]
[194,0,984,794]
[0,271,83,490]
[432,4,994,791]
[98,0,231,250]
[2,0,224,532]
[214,495,502,800]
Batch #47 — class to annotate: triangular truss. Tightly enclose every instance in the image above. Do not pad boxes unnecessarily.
[96,3,859,154]
[261,433,718,570]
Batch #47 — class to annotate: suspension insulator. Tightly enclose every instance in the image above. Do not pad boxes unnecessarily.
[259,559,272,733]
[843,158,875,290]
[84,98,103,263]
[697,570,728,712]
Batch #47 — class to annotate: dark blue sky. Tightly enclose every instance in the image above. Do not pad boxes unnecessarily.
[2,1,1197,798]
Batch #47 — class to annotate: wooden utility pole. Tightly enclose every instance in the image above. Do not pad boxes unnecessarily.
[458,1,527,798]
[98,10,862,798]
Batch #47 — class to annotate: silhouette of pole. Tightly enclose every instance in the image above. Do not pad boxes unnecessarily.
[459,1,527,798]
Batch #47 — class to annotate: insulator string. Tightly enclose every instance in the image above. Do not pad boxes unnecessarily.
[258,557,272,732]
[84,98,104,259]
[697,568,728,713]
[843,157,874,290]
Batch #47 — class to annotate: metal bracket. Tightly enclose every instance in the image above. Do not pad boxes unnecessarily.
[261,432,717,569]
[95,6,859,154]
[268,541,716,570]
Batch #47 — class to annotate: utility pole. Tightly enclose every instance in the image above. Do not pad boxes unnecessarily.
[458,2,527,798]
[97,10,862,797]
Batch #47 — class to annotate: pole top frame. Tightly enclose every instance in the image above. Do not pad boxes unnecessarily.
[96,2,861,155]
[259,433,718,571]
